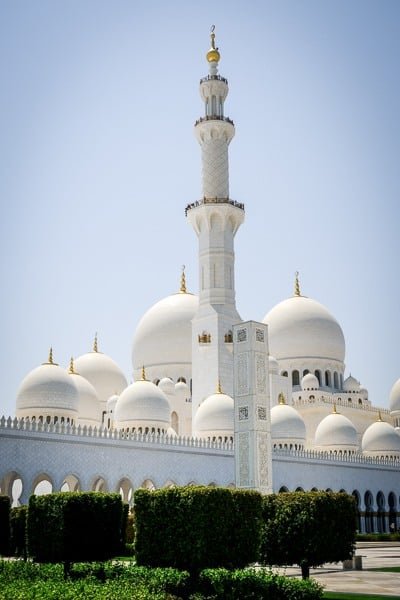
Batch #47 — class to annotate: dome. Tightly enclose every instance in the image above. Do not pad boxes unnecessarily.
[389,378,400,414]
[362,418,400,457]
[343,375,360,392]
[68,362,101,426]
[271,399,306,448]
[114,379,170,432]
[74,345,127,406]
[263,295,345,363]
[301,373,319,391]
[132,292,198,375]
[193,391,233,439]
[107,394,119,412]
[175,381,189,394]
[16,351,79,421]
[268,356,279,374]
[314,409,358,452]
[158,377,175,395]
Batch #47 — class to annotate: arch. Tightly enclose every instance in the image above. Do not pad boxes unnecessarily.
[352,490,362,532]
[163,480,176,488]
[278,486,289,493]
[117,477,134,504]
[1,471,23,507]
[364,490,374,533]
[295,487,304,492]
[32,473,53,496]
[281,371,288,378]
[376,491,386,533]
[208,482,217,488]
[325,370,332,387]
[171,411,179,435]
[311,487,318,492]
[61,474,80,492]
[314,370,322,386]
[333,372,339,389]
[325,488,333,493]
[292,370,300,386]
[303,369,310,377]
[388,492,397,532]
[141,479,156,491]
[91,476,108,492]
[177,376,186,383]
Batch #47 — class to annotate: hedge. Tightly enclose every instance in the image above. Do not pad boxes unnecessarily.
[10,506,27,558]
[0,496,10,556]
[197,567,323,600]
[27,492,123,567]
[134,486,262,574]
[260,491,357,578]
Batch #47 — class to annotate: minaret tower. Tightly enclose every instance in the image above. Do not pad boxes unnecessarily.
[187,29,245,419]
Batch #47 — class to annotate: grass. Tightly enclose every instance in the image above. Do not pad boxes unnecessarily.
[324,594,400,600]
[368,566,400,573]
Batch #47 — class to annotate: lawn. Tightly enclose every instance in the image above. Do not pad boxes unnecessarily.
[324,594,400,600]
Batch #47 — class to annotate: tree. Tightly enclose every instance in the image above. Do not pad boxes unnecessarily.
[259,491,357,578]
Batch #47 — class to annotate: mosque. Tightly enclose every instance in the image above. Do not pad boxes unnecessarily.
[0,32,399,534]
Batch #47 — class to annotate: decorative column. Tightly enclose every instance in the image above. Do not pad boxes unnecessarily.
[233,321,272,494]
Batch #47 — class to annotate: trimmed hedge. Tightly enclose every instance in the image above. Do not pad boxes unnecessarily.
[10,506,27,558]
[197,567,323,600]
[27,492,123,564]
[0,495,10,556]
[260,491,357,578]
[134,486,262,574]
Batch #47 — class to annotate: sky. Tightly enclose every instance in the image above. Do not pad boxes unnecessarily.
[0,0,399,417]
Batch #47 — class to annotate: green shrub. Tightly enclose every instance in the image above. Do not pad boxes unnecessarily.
[134,485,262,575]
[10,506,27,558]
[260,491,357,578]
[357,532,400,542]
[0,496,10,556]
[27,492,123,567]
[197,567,323,599]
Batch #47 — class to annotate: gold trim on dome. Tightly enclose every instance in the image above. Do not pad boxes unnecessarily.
[180,265,187,293]
[294,271,301,297]
[206,26,220,63]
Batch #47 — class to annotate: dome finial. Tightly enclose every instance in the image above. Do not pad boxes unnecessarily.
[93,332,98,353]
[48,347,54,364]
[141,365,147,381]
[278,392,286,405]
[69,357,75,374]
[216,379,222,394]
[206,25,221,64]
[294,271,301,297]
[377,410,383,422]
[180,265,187,293]
[333,403,338,414]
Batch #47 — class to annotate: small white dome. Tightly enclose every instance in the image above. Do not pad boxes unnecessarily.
[271,401,306,448]
[69,369,101,426]
[359,387,368,399]
[132,292,198,376]
[175,381,189,394]
[114,379,170,432]
[389,378,400,414]
[159,377,175,395]
[74,349,127,406]
[107,394,119,412]
[362,419,400,457]
[343,375,360,392]
[16,355,79,421]
[193,392,234,439]
[301,373,319,391]
[314,410,358,452]
[263,295,345,364]
[268,356,279,373]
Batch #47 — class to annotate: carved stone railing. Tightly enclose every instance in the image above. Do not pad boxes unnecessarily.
[185,197,245,216]
[194,115,234,127]
[200,74,228,85]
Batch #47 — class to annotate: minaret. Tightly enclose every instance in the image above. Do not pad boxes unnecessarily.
[187,29,245,418]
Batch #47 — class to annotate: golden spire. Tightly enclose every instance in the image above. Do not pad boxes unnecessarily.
[69,357,75,374]
[377,410,383,422]
[141,365,146,381]
[48,347,54,364]
[216,379,222,394]
[93,332,98,353]
[333,403,338,414]
[180,265,187,293]
[294,271,301,297]
[278,393,286,405]
[206,25,220,63]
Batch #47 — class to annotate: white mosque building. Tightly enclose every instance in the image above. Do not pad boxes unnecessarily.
[1,32,399,533]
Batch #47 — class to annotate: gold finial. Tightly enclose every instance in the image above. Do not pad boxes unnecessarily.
[141,365,146,381]
[48,347,54,364]
[294,271,301,297]
[377,410,383,422]
[180,265,187,293]
[69,357,75,374]
[206,25,221,63]
[333,403,338,414]
[93,332,98,353]
[216,379,222,394]
[278,393,286,405]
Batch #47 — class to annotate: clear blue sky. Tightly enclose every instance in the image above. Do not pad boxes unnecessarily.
[1,0,399,417]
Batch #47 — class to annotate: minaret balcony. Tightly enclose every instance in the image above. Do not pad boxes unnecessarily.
[200,74,228,84]
[194,115,234,127]
[185,197,245,216]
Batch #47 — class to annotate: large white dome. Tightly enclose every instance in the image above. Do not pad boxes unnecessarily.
[114,379,170,432]
[271,400,306,448]
[16,352,79,421]
[362,419,400,457]
[314,409,358,452]
[389,378,400,414]
[132,291,198,375]
[193,391,234,440]
[263,295,345,363]
[74,347,127,406]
